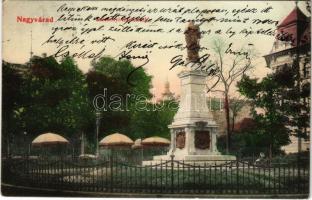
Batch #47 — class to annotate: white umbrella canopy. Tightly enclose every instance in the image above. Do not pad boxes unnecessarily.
[99,133,134,147]
[141,136,170,147]
[79,154,97,160]
[32,132,70,146]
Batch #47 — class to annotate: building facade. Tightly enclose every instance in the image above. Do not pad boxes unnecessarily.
[264,5,311,153]
[207,97,251,136]
[161,80,175,101]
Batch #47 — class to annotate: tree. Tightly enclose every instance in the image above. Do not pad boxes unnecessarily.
[2,62,24,156]
[86,57,152,141]
[15,56,93,153]
[87,56,178,141]
[272,61,310,154]
[237,75,291,159]
[130,99,178,139]
[207,38,257,153]
[229,98,247,134]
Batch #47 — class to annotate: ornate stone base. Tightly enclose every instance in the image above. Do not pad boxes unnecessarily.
[141,67,237,167]
[142,154,236,166]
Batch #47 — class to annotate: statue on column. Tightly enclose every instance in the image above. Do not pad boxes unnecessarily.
[184,21,201,62]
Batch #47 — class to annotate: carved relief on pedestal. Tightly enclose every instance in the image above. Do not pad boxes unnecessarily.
[176,132,186,149]
[195,131,210,149]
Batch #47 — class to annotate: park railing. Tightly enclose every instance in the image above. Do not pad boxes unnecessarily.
[2,156,309,195]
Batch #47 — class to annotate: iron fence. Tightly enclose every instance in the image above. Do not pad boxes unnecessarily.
[2,156,309,195]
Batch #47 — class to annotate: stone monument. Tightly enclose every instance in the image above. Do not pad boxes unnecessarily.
[143,22,235,165]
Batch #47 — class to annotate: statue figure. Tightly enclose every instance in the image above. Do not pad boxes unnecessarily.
[254,152,266,165]
[184,21,201,62]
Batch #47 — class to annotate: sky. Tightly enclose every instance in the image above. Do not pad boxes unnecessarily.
[2,1,310,100]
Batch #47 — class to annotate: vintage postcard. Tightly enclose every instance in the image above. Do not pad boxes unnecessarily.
[1,0,310,198]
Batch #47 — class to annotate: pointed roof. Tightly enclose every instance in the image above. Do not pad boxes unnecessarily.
[264,5,310,67]
[278,6,309,27]
[274,6,310,47]
[162,79,175,101]
[164,79,171,93]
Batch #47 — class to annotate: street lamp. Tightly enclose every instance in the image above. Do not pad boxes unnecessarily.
[23,131,29,157]
[95,110,102,158]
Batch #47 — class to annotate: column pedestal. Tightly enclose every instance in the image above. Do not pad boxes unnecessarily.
[142,68,236,166]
